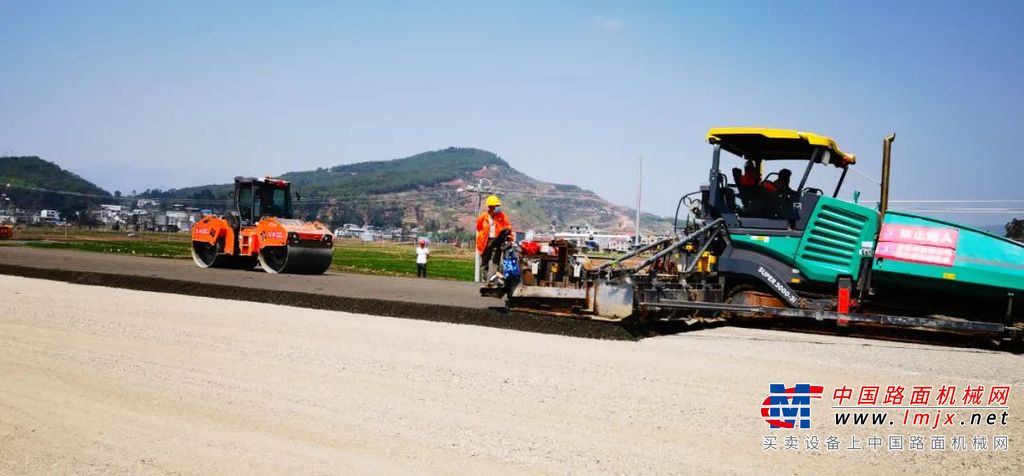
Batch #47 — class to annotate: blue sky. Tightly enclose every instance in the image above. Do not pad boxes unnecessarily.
[1,1,1021,224]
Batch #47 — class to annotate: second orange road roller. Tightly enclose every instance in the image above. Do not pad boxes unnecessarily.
[190,176,334,274]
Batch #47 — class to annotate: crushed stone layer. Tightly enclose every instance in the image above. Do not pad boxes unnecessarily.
[0,246,637,340]
[1,275,1021,474]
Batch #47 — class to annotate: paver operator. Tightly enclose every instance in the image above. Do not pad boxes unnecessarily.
[476,194,513,283]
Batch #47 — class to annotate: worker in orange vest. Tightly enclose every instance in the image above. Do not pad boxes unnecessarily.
[738,160,760,188]
[476,195,513,281]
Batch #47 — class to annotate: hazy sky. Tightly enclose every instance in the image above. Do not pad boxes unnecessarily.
[1,1,1021,224]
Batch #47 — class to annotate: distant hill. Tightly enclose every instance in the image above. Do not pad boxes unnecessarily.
[0,156,111,211]
[286,147,508,196]
[145,147,674,235]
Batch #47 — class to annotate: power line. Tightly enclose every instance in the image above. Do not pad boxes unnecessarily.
[899,208,1024,214]
[871,199,1024,204]
[3,183,116,199]
[847,166,880,186]
[2,175,635,205]
[6,182,1021,216]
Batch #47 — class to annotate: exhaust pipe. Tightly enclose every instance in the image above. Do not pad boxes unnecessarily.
[879,133,895,217]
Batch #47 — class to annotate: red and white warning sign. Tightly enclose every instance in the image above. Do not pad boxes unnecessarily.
[875,224,959,267]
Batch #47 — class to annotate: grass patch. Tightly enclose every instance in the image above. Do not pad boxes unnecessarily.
[22,240,191,259]
[333,245,473,281]
[6,229,476,281]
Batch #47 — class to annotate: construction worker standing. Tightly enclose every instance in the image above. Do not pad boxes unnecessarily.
[476,195,512,281]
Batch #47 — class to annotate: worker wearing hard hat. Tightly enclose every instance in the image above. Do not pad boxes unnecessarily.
[476,195,513,281]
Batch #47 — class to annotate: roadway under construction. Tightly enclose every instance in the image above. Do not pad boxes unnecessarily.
[0,246,1018,349]
[0,246,636,340]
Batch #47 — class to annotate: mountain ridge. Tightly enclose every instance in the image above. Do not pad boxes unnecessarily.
[0,156,111,211]
[141,147,674,235]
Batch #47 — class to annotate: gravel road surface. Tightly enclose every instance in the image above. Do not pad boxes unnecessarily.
[0,246,486,308]
[1,275,1021,474]
[0,246,635,339]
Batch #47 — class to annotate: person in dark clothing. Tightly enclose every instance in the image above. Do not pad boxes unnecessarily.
[762,168,795,218]
[770,168,794,194]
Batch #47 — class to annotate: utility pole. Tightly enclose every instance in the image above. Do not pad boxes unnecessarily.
[635,154,642,246]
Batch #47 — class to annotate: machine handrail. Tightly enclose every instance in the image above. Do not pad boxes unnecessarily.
[627,218,724,274]
[596,237,674,272]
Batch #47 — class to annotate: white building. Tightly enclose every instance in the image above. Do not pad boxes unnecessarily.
[165,210,190,231]
[333,224,363,237]
[39,209,60,222]
[554,223,631,251]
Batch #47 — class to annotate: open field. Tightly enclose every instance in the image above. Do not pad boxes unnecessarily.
[333,242,474,281]
[1,274,1021,474]
[0,227,476,280]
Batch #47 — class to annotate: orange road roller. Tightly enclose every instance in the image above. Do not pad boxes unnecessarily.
[190,176,334,274]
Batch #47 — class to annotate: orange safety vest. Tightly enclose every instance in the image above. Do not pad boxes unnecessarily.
[476,210,512,253]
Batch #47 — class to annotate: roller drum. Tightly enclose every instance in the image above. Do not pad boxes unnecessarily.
[258,245,333,274]
[192,241,232,268]
[192,241,259,269]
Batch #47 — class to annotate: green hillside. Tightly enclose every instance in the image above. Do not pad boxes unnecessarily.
[0,156,111,210]
[142,147,674,235]
[141,147,504,201]
[284,147,506,196]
